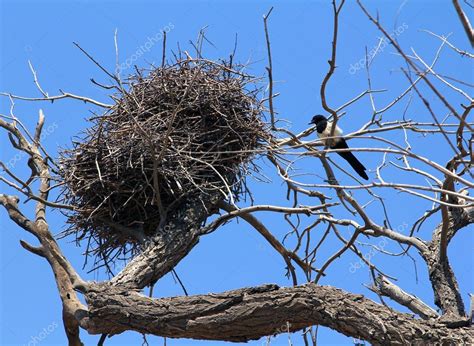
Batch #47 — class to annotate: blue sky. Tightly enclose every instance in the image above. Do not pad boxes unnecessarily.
[0,0,472,345]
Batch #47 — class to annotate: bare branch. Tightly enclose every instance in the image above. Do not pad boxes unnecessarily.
[357,0,473,132]
[81,282,474,344]
[218,200,319,276]
[263,7,276,129]
[0,91,113,108]
[369,275,438,319]
[452,0,474,47]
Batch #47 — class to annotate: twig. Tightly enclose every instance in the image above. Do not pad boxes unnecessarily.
[263,7,276,129]
[0,91,112,108]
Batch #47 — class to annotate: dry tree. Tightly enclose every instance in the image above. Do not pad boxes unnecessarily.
[0,1,473,345]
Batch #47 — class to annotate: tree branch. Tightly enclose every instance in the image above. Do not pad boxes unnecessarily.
[452,0,474,47]
[423,203,474,320]
[80,282,473,344]
[369,275,438,319]
[110,193,221,289]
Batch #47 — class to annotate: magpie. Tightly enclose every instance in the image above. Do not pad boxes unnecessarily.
[309,115,369,180]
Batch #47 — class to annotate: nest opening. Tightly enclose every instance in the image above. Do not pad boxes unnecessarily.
[58,58,269,263]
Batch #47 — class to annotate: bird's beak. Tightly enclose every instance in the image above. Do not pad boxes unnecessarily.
[308,122,313,125]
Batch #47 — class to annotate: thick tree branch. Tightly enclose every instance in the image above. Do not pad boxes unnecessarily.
[110,193,221,289]
[80,282,473,344]
[0,193,86,345]
[0,110,87,345]
[422,203,474,319]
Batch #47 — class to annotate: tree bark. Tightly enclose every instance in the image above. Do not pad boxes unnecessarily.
[422,204,474,320]
[80,282,474,345]
[370,275,438,319]
[110,193,221,289]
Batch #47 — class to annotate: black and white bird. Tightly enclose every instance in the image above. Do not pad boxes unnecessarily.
[309,115,369,180]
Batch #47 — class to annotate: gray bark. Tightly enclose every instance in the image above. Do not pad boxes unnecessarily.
[422,204,474,320]
[79,282,474,345]
[370,275,438,319]
[110,193,221,289]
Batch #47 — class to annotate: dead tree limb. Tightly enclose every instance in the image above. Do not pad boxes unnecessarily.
[369,275,438,319]
[80,282,474,344]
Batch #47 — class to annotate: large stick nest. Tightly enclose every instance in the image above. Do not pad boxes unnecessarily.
[58,58,269,263]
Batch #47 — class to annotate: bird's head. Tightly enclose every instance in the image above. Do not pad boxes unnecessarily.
[309,114,327,126]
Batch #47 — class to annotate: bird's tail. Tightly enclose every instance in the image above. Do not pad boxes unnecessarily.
[338,151,368,180]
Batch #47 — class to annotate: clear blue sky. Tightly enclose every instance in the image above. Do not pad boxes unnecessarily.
[1,0,472,345]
